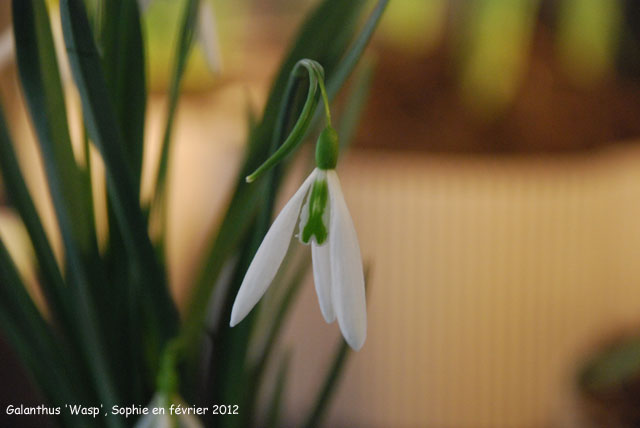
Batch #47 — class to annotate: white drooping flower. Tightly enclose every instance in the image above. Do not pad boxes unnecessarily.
[134,393,203,428]
[230,128,367,350]
[138,0,223,74]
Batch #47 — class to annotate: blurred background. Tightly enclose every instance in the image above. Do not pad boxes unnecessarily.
[4,0,640,426]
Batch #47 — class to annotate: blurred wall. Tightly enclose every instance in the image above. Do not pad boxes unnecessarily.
[277,146,640,427]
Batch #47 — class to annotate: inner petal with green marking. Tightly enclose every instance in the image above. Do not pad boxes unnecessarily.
[300,175,329,245]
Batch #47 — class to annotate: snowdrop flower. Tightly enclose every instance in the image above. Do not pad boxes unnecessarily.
[135,341,202,428]
[134,393,203,428]
[138,0,222,74]
[230,127,367,350]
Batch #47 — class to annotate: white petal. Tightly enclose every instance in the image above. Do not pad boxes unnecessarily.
[198,0,223,74]
[230,170,317,326]
[134,395,168,428]
[327,170,366,350]
[312,240,335,323]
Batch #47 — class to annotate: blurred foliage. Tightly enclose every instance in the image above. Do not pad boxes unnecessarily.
[556,0,622,87]
[0,0,386,427]
[374,0,625,116]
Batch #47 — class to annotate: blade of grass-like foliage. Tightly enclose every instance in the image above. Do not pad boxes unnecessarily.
[325,0,388,100]
[151,0,199,218]
[13,1,132,411]
[301,338,350,428]
[0,103,70,334]
[0,239,86,427]
[60,0,178,367]
[580,337,640,391]
[337,57,375,150]
[99,0,146,188]
[265,350,292,428]
[12,0,95,254]
[98,0,149,404]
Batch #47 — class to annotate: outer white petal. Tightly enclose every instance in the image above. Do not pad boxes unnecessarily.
[230,170,317,326]
[134,394,169,428]
[0,29,14,71]
[134,413,169,428]
[327,170,366,350]
[198,0,223,74]
[312,240,335,323]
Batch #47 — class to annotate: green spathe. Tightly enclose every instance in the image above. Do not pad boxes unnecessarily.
[315,126,339,170]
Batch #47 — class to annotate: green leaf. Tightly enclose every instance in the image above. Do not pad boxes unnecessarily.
[150,0,199,229]
[0,238,86,427]
[302,338,351,428]
[265,350,292,428]
[325,0,389,100]
[0,102,70,338]
[13,2,131,415]
[99,0,147,188]
[12,0,95,254]
[580,336,640,391]
[337,57,376,150]
[60,0,178,365]
[98,0,149,403]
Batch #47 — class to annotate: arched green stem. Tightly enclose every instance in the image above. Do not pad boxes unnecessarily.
[245,59,331,183]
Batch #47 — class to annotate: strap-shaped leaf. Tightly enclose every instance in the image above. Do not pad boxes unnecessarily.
[302,338,351,428]
[98,0,149,403]
[0,239,86,427]
[265,350,292,428]
[152,0,199,216]
[12,3,132,413]
[326,0,389,99]
[12,0,95,253]
[100,0,147,188]
[337,57,376,150]
[60,0,178,354]
[0,103,70,333]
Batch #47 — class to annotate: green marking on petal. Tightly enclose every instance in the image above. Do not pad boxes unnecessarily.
[302,178,329,245]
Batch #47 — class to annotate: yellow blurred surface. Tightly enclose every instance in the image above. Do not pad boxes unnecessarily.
[275,146,640,427]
